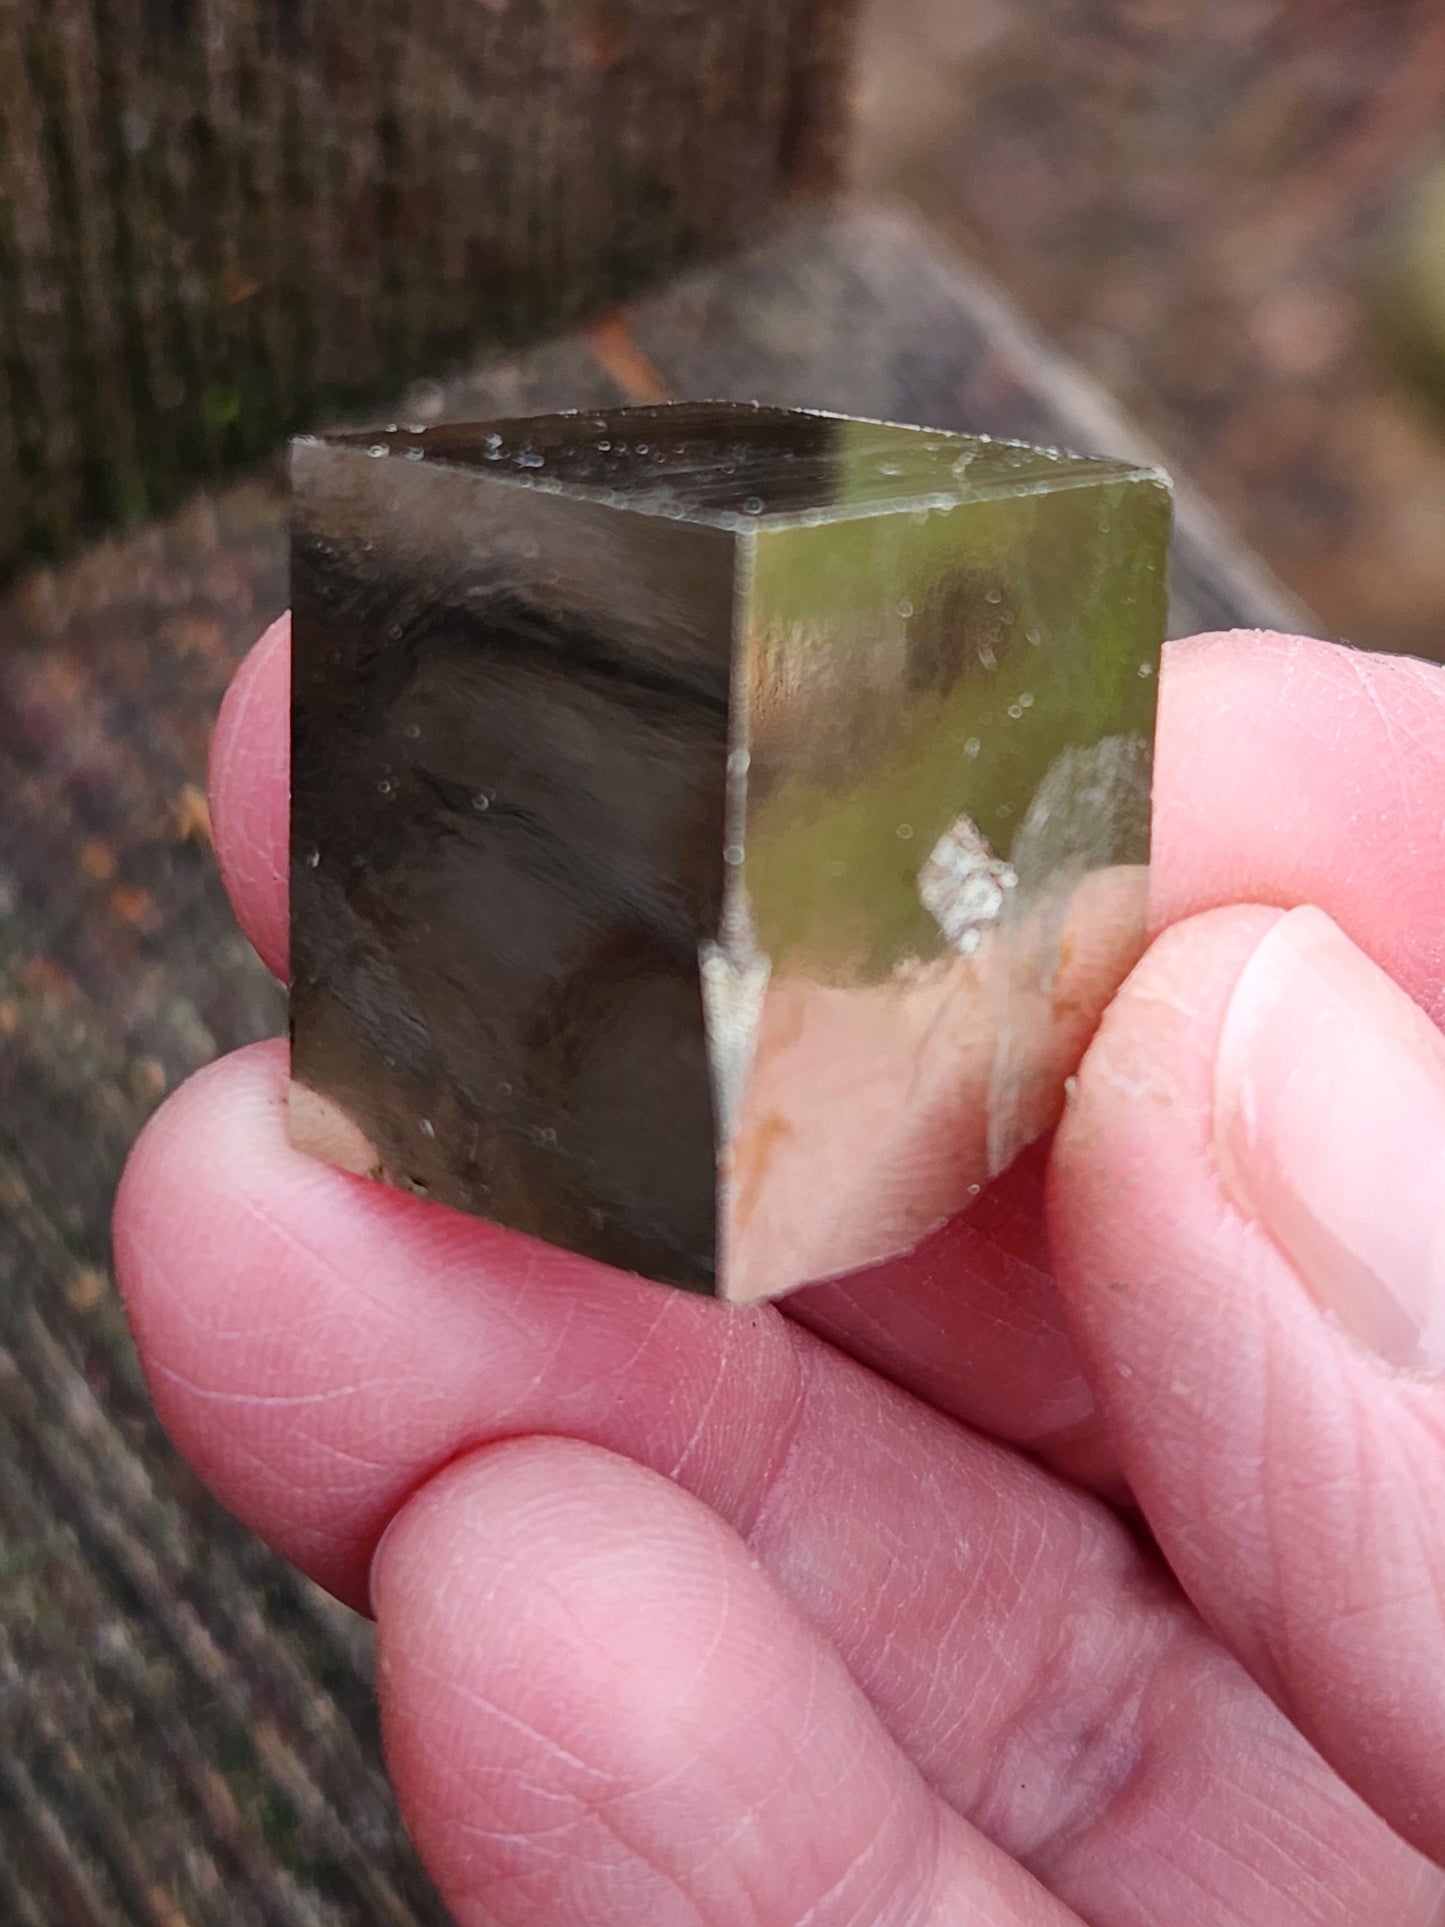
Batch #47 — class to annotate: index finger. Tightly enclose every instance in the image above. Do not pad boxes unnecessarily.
[211,622,1445,1025]
[1150,629,1445,1022]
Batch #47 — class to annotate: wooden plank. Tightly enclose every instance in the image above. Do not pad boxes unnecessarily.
[0,0,856,576]
[0,204,1310,1922]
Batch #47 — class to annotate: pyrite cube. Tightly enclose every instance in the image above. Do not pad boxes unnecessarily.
[291,404,1171,1302]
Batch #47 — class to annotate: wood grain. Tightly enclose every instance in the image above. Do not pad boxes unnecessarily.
[0,205,1308,1923]
[0,0,856,577]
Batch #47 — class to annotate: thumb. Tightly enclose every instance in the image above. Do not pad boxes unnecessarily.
[1050,904,1445,1867]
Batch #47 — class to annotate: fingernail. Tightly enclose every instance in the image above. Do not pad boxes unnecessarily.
[1215,906,1445,1375]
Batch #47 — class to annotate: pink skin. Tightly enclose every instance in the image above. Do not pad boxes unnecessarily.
[112,624,1445,1924]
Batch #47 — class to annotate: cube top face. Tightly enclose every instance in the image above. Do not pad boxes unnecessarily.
[290,409,1172,1302]
[313,401,1159,529]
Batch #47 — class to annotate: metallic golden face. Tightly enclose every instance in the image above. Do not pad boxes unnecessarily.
[290,404,1171,1301]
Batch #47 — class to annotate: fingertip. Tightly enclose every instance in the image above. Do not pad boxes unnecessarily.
[1052,905,1283,1212]
[1050,904,1445,1865]
[1151,632,1445,1025]
[111,1037,414,1604]
[113,1036,302,1426]
[1050,903,1292,1465]
[1212,906,1445,1376]
[113,1037,293,1298]
[371,1438,1032,1927]
[210,613,290,981]
[369,1436,713,1640]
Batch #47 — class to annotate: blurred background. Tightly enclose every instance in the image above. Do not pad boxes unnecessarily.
[856,0,1445,661]
[4,0,1443,656]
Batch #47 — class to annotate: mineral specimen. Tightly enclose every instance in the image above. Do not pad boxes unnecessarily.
[290,403,1171,1301]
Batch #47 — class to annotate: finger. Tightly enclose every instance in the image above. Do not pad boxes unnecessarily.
[1152,631,1445,1021]
[114,1041,1440,1924]
[208,625,1445,1022]
[209,611,290,981]
[791,1143,1119,1495]
[1051,905,1445,1866]
[374,1438,1074,1927]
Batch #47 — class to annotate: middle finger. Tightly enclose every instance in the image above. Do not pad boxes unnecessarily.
[114,1041,1438,1926]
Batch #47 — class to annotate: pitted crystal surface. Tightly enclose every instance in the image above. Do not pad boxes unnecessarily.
[290,403,1171,1300]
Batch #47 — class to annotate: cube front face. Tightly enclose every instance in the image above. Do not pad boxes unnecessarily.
[291,434,735,1291]
[291,406,1171,1302]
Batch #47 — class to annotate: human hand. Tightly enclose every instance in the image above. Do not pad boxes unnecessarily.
[113,623,1445,1924]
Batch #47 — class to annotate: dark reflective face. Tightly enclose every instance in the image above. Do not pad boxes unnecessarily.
[290,440,735,1291]
[327,403,1130,525]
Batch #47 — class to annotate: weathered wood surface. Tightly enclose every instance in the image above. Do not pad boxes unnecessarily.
[0,0,855,577]
[0,204,1310,1925]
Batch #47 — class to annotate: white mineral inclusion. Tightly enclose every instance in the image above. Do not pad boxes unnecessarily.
[918,814,1018,955]
[701,928,771,1144]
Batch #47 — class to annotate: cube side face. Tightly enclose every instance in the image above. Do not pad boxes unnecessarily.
[718,471,1172,1302]
[290,439,736,1291]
